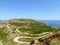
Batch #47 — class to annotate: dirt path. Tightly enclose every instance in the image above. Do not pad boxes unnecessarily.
[13,22,53,44]
[13,36,31,44]
[13,32,53,44]
[13,22,30,44]
[16,22,30,34]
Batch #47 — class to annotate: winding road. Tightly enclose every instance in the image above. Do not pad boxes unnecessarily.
[13,22,53,44]
[13,36,31,44]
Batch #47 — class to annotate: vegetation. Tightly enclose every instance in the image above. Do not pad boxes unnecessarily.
[18,19,60,34]
[0,19,60,45]
[0,28,7,42]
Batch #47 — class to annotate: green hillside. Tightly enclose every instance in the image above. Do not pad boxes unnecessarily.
[0,19,60,45]
[9,19,60,34]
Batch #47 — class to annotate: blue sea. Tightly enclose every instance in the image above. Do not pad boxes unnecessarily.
[0,20,7,22]
[41,20,60,28]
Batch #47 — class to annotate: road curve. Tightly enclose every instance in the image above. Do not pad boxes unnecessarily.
[13,36,31,44]
[13,32,53,44]
[13,22,53,44]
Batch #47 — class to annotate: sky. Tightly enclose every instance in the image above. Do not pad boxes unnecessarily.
[0,0,60,20]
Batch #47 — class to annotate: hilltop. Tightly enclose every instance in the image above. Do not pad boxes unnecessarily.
[9,19,60,34]
[0,19,60,45]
